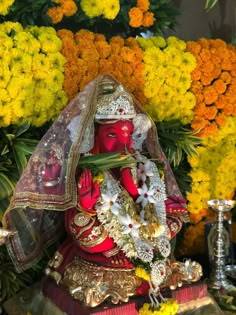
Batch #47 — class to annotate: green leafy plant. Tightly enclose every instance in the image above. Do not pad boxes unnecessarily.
[0,122,38,217]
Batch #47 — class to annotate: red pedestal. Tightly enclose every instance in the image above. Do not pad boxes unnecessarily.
[42,277,148,315]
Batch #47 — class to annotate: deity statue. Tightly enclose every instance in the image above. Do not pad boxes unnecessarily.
[3,75,201,308]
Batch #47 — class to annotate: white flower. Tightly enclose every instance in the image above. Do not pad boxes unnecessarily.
[136,183,156,208]
[100,192,121,215]
[119,214,140,238]
[138,160,153,182]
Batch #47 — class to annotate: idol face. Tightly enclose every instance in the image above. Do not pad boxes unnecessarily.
[96,120,134,153]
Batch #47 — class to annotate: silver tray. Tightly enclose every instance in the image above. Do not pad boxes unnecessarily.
[225,265,236,279]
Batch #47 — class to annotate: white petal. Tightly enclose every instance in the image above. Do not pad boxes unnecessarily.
[141,198,148,208]
[147,196,156,204]
[131,228,139,238]
[111,206,119,215]
[119,215,130,225]
[136,195,144,204]
[123,226,131,234]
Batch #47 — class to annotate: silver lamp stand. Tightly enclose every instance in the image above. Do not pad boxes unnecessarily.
[207,199,235,290]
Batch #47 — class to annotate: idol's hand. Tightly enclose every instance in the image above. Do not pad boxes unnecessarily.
[78,169,100,210]
[120,167,139,199]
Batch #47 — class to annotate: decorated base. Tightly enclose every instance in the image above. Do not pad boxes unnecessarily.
[42,277,147,315]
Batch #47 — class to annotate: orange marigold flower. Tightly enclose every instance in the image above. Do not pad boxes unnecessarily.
[120,47,135,63]
[201,61,214,74]
[191,69,202,81]
[204,105,218,120]
[110,36,125,47]
[203,86,218,104]
[221,61,233,71]
[199,48,211,61]
[215,95,226,109]
[128,7,143,28]
[94,41,111,59]
[211,66,221,80]
[47,7,63,24]
[223,103,234,115]
[121,62,133,77]
[215,112,226,127]
[81,47,100,61]
[194,92,204,103]
[220,71,231,84]
[125,37,138,49]
[137,0,150,12]
[194,102,206,116]
[190,80,203,93]
[202,121,218,136]
[213,79,227,94]
[201,74,213,86]
[209,38,227,49]
[99,59,113,73]
[186,41,201,55]
[199,38,210,49]
[110,42,122,55]
[95,33,106,41]
[142,11,155,27]
[75,29,95,42]
[191,117,208,131]
[61,0,77,16]
[57,28,74,39]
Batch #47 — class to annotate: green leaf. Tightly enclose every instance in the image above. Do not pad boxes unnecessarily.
[12,145,27,175]
[0,173,15,200]
[205,0,218,11]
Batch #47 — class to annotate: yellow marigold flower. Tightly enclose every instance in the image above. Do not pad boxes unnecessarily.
[137,37,154,50]
[128,7,143,28]
[14,31,40,55]
[61,0,77,16]
[135,267,150,281]
[137,0,150,12]
[167,36,186,51]
[0,0,15,16]
[38,31,62,54]
[102,0,120,20]
[0,105,12,127]
[0,21,22,35]
[0,66,11,88]
[151,36,166,48]
[143,47,166,68]
[80,0,103,18]
[47,7,64,24]
[142,11,155,27]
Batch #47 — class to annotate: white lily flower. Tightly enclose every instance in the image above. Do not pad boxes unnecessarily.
[100,192,121,215]
[138,160,153,182]
[119,214,140,238]
[136,183,156,208]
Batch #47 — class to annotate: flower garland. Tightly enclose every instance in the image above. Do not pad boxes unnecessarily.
[0,21,67,127]
[187,38,236,137]
[179,116,236,256]
[137,35,197,124]
[0,0,14,15]
[57,28,146,103]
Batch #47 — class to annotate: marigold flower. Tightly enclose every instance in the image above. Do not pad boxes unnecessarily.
[142,11,155,27]
[61,0,77,16]
[213,79,226,94]
[128,7,143,28]
[47,7,64,24]
[103,0,120,20]
[137,0,150,12]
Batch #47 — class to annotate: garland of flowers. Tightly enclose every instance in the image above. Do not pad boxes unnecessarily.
[187,38,236,137]
[179,116,236,256]
[0,21,67,127]
[137,35,197,124]
[57,28,147,103]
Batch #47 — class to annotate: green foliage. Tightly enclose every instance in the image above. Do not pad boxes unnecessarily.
[156,120,202,168]
[0,122,38,216]
[0,0,53,26]
[205,0,218,12]
[156,120,202,196]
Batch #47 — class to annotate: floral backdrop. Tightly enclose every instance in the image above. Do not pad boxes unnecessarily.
[0,0,236,308]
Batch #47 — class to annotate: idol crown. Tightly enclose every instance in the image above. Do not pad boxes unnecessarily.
[95,84,136,120]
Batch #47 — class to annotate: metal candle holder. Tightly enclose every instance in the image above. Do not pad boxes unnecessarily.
[207,199,235,290]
